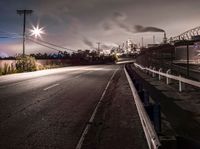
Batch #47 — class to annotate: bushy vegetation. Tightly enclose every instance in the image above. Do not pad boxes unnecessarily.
[0,50,117,76]
[16,55,37,72]
[0,63,16,75]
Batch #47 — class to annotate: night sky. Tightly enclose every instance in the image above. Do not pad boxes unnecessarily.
[1,0,200,57]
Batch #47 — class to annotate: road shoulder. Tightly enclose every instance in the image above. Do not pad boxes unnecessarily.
[81,66,148,149]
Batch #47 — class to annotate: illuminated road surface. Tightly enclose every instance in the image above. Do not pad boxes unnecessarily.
[0,65,119,149]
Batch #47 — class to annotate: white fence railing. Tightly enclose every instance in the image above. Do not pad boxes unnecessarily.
[125,67,161,149]
[134,63,200,92]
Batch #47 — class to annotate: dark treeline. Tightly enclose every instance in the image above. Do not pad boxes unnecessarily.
[0,50,117,64]
[29,51,71,59]
[0,56,15,60]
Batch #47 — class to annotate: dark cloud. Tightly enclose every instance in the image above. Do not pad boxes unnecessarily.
[134,25,165,33]
[82,37,94,48]
[113,12,124,19]
[112,11,127,22]
[111,12,165,33]
[118,22,132,32]
[111,11,133,33]
[102,22,112,31]
[101,44,111,50]
[106,12,165,34]
[1,0,200,55]
[101,43,118,50]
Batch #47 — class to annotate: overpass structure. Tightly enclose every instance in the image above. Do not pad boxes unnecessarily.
[166,26,200,77]
[170,26,200,42]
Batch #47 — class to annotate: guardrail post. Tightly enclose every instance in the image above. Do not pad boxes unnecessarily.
[139,89,150,106]
[145,67,148,74]
[145,103,161,133]
[143,89,149,106]
[139,83,143,92]
[145,103,154,122]
[166,69,171,85]
[178,75,186,92]
[138,90,144,103]
[179,81,182,92]
[153,103,161,133]
[149,66,152,76]
[135,80,140,91]
[179,75,183,92]
[152,67,156,77]
[158,68,162,80]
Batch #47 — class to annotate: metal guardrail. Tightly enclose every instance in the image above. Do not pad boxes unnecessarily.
[116,60,135,65]
[134,63,200,92]
[124,66,161,149]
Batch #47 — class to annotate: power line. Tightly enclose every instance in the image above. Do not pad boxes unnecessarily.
[0,34,22,39]
[28,36,75,52]
[0,36,22,39]
[27,38,64,52]
[0,31,22,39]
[0,30,21,35]
[0,30,76,52]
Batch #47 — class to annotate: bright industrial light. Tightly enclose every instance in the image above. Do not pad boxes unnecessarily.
[29,25,45,38]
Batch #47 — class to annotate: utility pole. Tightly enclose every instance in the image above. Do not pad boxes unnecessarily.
[17,10,33,57]
[186,42,189,77]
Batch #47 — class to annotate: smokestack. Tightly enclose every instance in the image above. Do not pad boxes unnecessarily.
[141,37,144,47]
[153,35,155,44]
[163,32,167,44]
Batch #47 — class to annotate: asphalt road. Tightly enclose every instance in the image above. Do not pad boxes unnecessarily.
[0,65,119,149]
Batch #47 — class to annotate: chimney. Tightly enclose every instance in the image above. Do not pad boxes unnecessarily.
[153,35,155,44]
[141,37,144,47]
[163,32,167,44]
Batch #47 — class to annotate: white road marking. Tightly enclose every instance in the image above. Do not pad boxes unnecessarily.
[43,83,59,91]
[75,68,119,149]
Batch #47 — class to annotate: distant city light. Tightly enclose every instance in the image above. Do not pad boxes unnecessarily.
[29,25,45,38]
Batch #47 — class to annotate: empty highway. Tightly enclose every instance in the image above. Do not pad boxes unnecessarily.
[0,65,119,149]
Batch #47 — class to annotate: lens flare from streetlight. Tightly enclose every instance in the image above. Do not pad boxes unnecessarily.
[30,25,45,38]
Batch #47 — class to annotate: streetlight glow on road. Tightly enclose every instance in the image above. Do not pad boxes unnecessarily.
[29,25,45,38]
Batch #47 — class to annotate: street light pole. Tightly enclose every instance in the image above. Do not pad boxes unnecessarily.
[17,10,33,57]
[186,42,189,77]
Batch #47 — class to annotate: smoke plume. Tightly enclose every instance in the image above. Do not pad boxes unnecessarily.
[103,12,165,34]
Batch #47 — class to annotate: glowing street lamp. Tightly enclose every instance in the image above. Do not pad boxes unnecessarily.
[29,25,45,38]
